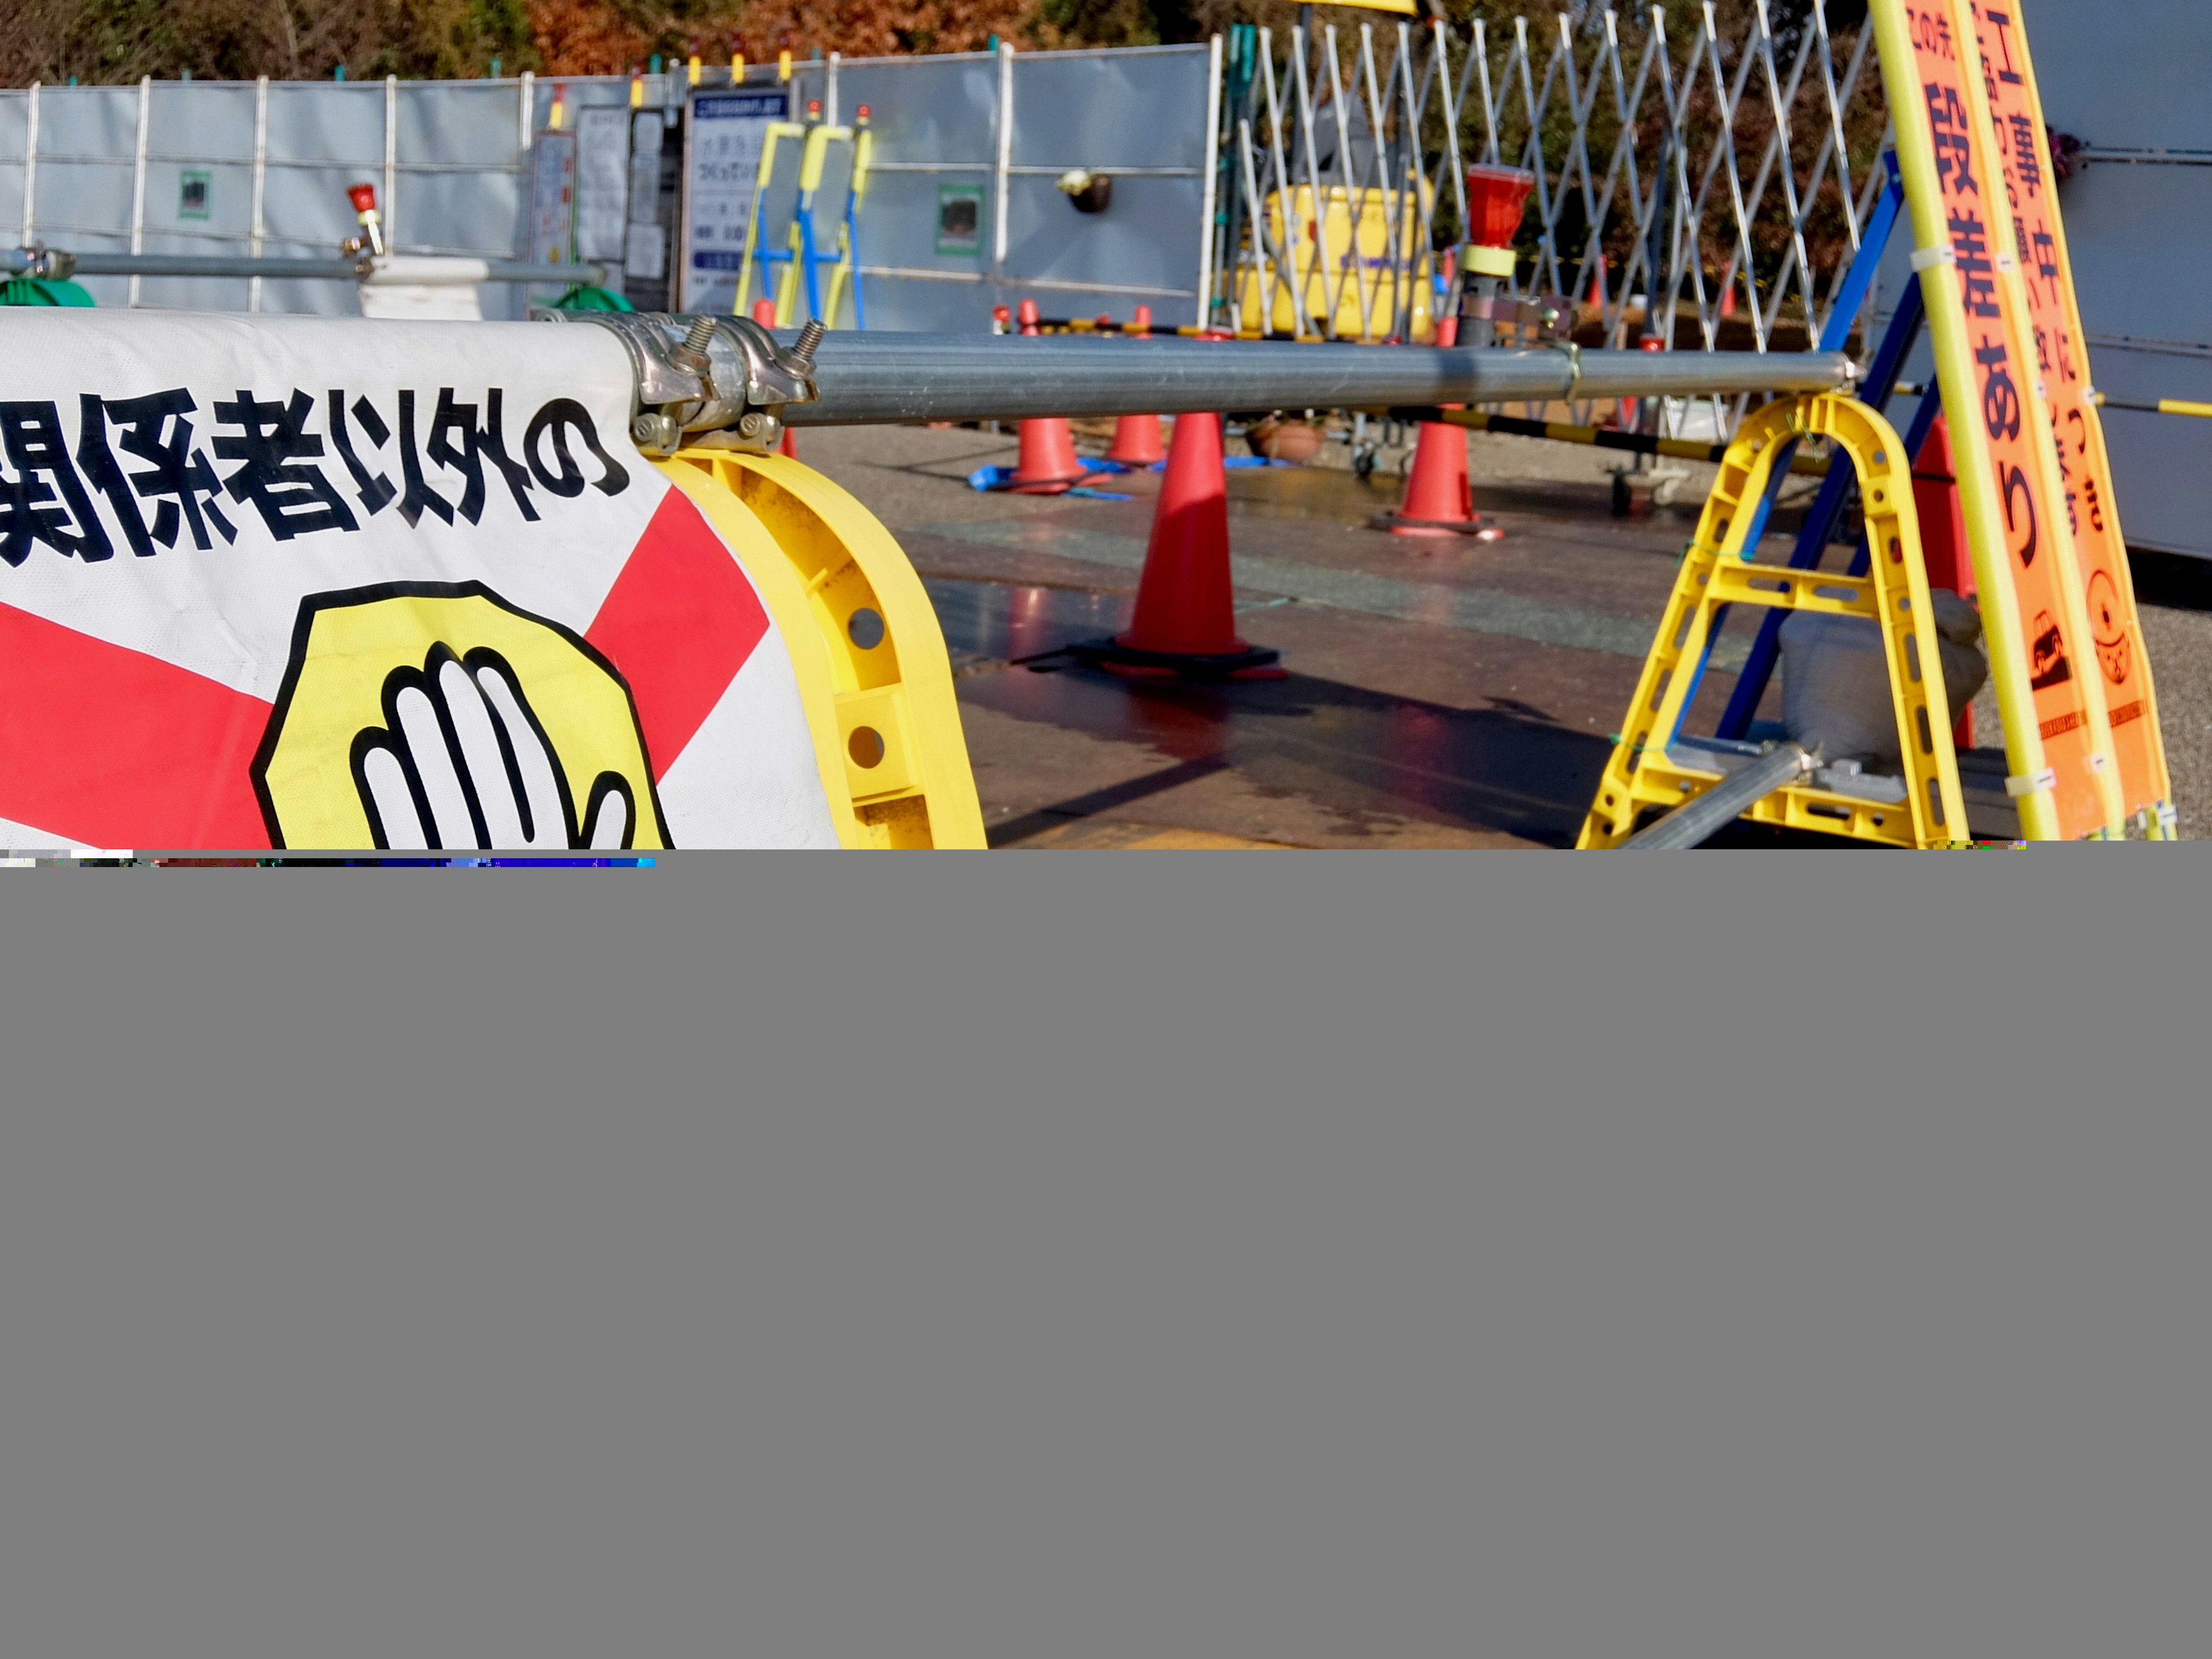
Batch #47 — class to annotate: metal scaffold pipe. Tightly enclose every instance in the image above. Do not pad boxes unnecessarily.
[768,333,1859,426]
[1622,745,1819,849]
[3,248,608,285]
[541,313,1862,456]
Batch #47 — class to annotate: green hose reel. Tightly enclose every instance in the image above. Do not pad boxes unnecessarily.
[550,283,633,312]
[0,275,96,306]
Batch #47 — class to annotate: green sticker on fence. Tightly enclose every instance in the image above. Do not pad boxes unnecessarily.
[935,184,983,257]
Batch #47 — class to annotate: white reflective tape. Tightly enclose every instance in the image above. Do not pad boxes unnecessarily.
[363,255,494,286]
[1910,245,1956,271]
[2005,767,2058,797]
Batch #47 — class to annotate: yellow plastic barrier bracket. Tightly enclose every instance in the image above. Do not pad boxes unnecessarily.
[657,450,987,848]
[1578,394,1968,849]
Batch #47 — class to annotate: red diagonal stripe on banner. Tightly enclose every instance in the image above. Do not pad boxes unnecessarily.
[0,602,272,849]
[585,486,771,782]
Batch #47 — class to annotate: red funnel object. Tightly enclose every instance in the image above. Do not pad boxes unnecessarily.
[1070,412,1282,679]
[1465,165,1535,248]
[1009,297,1086,493]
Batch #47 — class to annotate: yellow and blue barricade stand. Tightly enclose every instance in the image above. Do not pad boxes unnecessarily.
[738,123,868,328]
[736,122,806,323]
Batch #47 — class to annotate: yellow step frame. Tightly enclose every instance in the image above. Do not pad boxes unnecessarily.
[1578,393,1969,849]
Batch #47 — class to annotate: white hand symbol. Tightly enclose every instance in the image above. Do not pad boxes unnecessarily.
[352,646,635,850]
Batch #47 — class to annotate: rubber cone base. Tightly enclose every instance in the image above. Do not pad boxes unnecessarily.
[1368,510,1497,539]
[1069,637,1285,681]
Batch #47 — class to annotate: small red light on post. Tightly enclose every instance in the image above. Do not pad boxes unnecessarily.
[1464,165,1535,249]
[347,183,378,215]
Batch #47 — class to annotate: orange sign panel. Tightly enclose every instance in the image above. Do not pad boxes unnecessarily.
[1874,0,2120,839]
[1964,0,2171,816]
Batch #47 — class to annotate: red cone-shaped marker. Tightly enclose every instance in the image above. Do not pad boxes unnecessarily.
[1106,414,1165,468]
[1370,316,1487,539]
[1106,305,1167,467]
[752,299,800,458]
[1912,414,1975,746]
[1071,412,1283,680]
[1009,297,1088,493]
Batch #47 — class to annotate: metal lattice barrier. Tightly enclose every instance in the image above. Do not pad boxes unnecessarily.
[1210,5,1891,437]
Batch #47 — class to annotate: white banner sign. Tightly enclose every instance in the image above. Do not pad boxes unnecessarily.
[0,312,838,851]
[573,107,633,265]
[681,88,790,312]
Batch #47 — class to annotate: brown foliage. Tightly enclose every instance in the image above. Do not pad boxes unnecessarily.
[525,0,1052,76]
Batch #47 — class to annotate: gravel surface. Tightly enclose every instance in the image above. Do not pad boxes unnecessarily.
[2138,602,2212,838]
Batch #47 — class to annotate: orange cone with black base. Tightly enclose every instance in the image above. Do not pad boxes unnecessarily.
[1105,305,1168,467]
[752,298,800,458]
[1369,316,1488,538]
[1008,297,1088,493]
[1072,412,1283,680]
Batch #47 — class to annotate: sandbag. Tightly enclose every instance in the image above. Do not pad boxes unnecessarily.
[1779,589,1987,766]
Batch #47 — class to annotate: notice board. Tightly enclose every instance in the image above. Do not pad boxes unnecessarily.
[681,88,791,313]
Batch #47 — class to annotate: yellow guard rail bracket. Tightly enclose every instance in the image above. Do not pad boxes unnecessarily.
[658,451,986,848]
[1579,395,1968,850]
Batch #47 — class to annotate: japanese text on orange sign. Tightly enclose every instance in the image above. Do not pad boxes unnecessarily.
[1899,0,2106,838]
[1965,0,2165,813]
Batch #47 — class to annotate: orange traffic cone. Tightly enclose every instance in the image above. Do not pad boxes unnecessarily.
[1911,414,1975,746]
[1105,305,1168,467]
[1370,316,1487,539]
[1008,297,1089,493]
[1073,411,1283,680]
[751,298,800,458]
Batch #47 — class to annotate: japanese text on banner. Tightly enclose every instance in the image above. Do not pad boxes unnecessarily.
[1897,0,2109,839]
[1965,0,2166,814]
[1,385,629,567]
